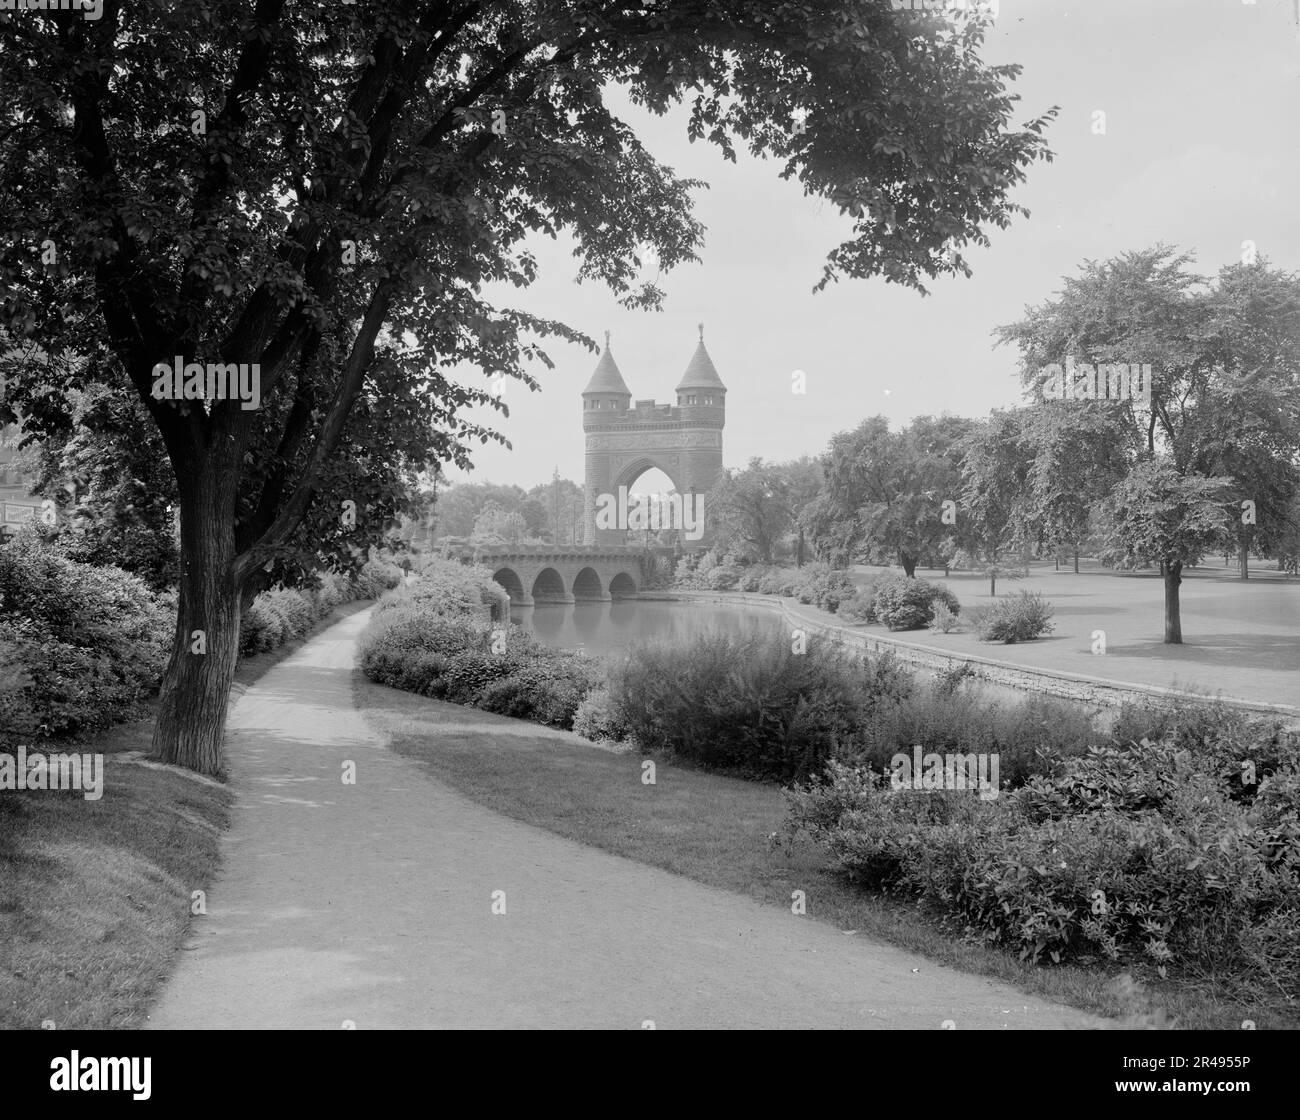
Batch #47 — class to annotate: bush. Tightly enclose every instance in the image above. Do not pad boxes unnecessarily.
[837,681,1095,789]
[610,629,874,781]
[239,573,375,658]
[0,533,172,744]
[967,590,1054,643]
[736,567,765,592]
[387,556,510,623]
[787,726,1300,979]
[355,556,405,597]
[838,582,880,623]
[813,569,857,614]
[572,687,630,743]
[358,573,599,730]
[479,653,598,729]
[872,576,957,631]
[704,564,740,591]
[929,602,959,633]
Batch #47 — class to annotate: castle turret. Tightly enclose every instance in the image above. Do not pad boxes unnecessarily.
[674,323,726,428]
[581,332,632,430]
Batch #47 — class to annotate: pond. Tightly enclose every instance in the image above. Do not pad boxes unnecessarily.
[509,597,783,657]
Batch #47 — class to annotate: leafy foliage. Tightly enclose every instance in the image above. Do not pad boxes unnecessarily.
[786,723,1300,982]
[966,589,1054,643]
[610,629,874,781]
[0,531,172,744]
[872,575,960,631]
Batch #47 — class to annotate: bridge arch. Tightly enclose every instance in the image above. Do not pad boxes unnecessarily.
[492,567,527,605]
[609,571,638,599]
[572,566,606,601]
[531,567,570,604]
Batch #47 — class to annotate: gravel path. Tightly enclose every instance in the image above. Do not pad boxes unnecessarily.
[146,609,1102,1030]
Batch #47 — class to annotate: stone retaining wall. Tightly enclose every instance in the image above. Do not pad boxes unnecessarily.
[653,590,1300,725]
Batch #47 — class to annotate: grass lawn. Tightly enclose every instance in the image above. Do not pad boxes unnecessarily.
[356,672,1300,1030]
[0,599,371,1030]
[837,561,1300,712]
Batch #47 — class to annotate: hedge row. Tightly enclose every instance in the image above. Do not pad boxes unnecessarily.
[0,531,402,746]
[238,559,403,656]
[784,710,1300,987]
[358,557,597,730]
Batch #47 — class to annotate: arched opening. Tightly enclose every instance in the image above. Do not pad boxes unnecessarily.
[572,567,604,601]
[531,567,568,603]
[613,464,693,547]
[493,567,526,605]
[609,571,638,599]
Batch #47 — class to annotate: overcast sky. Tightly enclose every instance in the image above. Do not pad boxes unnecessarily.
[443,0,1300,491]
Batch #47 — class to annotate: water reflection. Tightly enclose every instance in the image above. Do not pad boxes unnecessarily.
[510,599,782,657]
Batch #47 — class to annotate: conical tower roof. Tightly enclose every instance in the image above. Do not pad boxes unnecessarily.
[582,331,632,396]
[675,324,726,393]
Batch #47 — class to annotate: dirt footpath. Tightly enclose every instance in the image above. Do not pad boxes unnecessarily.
[146,610,1103,1030]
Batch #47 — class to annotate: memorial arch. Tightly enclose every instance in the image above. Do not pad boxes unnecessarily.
[580,325,725,547]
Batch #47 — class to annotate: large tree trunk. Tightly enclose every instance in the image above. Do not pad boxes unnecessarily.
[900,550,917,578]
[1073,546,1079,574]
[1238,539,1250,581]
[1163,559,1183,644]
[989,570,996,597]
[151,462,245,777]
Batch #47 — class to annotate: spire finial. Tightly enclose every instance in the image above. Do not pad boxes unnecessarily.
[605,330,611,349]
[698,322,704,342]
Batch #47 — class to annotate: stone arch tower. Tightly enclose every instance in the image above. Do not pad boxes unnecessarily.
[581,325,726,547]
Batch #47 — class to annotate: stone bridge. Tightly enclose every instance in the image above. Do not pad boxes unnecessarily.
[442,543,672,606]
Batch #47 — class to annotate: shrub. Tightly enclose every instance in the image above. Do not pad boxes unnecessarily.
[610,629,871,781]
[787,728,1300,978]
[0,534,172,744]
[572,687,630,743]
[838,583,879,623]
[388,556,509,622]
[479,653,597,729]
[929,602,959,633]
[872,576,952,631]
[757,568,796,595]
[837,681,1095,789]
[358,576,599,729]
[239,576,369,657]
[813,569,857,614]
[967,590,1054,643]
[704,564,740,591]
[356,556,405,597]
[737,567,765,593]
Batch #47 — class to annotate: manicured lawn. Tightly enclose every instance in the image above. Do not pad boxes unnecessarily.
[0,600,370,1030]
[831,561,1300,712]
[354,673,1299,1030]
